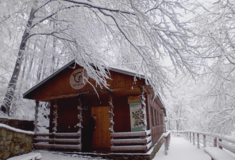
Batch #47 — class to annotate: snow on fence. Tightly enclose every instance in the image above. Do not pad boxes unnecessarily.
[163,131,171,155]
[171,130,235,159]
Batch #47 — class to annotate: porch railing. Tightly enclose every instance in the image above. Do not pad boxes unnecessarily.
[171,130,235,155]
[110,130,152,152]
[33,132,81,150]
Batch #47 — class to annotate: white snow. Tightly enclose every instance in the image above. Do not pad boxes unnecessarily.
[32,150,101,160]
[153,137,211,160]
[204,147,235,160]
[0,123,34,135]
[0,115,33,121]
[7,152,41,160]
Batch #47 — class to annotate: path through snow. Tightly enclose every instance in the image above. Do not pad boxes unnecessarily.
[153,137,211,160]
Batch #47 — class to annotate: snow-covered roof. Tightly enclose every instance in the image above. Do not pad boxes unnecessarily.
[23,60,145,98]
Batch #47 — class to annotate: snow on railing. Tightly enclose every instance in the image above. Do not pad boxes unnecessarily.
[171,130,235,155]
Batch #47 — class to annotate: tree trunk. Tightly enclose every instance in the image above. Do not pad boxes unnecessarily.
[1,3,37,115]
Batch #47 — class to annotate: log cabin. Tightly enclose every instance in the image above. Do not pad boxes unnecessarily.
[23,60,166,159]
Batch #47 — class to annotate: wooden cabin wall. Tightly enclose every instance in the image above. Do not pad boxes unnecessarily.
[57,98,79,132]
[113,96,131,132]
[147,94,164,145]
[26,65,145,101]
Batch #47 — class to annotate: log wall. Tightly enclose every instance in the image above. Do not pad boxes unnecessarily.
[25,65,145,101]
[147,94,164,145]
[111,130,152,153]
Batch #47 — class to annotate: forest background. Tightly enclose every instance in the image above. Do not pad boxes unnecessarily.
[0,0,234,135]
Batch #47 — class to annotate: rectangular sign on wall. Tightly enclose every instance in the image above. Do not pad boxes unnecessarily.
[129,102,143,131]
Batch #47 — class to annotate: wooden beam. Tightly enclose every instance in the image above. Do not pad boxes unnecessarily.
[111,131,148,138]
[128,96,141,104]
[52,99,58,133]
[111,138,148,145]
[140,86,147,131]
[77,94,83,151]
[34,132,81,138]
[111,145,148,152]
[109,95,114,133]
[34,144,81,150]
[35,87,141,101]
[34,101,39,133]
[34,138,81,144]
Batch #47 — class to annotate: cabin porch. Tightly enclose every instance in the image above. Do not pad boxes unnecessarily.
[32,88,165,153]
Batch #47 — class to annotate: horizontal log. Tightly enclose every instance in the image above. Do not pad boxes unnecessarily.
[34,138,81,144]
[35,132,80,138]
[34,143,81,150]
[218,141,235,154]
[147,142,152,150]
[111,145,148,153]
[146,136,151,143]
[111,131,150,138]
[186,131,235,144]
[146,130,151,136]
[111,138,148,145]
[35,133,53,136]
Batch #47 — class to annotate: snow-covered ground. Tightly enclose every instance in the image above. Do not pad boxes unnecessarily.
[32,150,104,160]
[153,137,211,160]
[31,137,232,160]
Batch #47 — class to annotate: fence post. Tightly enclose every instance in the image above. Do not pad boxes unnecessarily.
[193,133,195,145]
[197,134,200,149]
[214,137,217,147]
[190,132,191,143]
[203,135,206,147]
[164,137,168,155]
[219,139,222,149]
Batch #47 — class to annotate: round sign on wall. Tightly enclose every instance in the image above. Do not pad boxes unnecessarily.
[69,69,89,90]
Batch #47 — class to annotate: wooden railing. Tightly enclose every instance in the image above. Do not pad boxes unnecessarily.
[151,125,164,144]
[110,130,152,152]
[33,132,81,150]
[163,131,171,155]
[172,130,235,155]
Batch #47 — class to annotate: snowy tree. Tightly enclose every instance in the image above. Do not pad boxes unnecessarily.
[0,0,199,115]
[192,0,235,134]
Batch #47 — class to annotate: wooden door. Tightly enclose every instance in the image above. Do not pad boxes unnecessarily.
[91,106,110,149]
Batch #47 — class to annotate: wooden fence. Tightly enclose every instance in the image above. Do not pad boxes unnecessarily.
[171,130,235,156]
